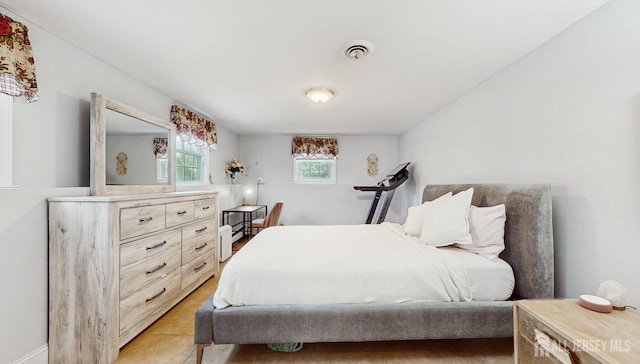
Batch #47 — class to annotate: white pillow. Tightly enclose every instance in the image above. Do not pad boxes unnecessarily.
[403,192,452,236]
[456,204,506,260]
[419,187,473,247]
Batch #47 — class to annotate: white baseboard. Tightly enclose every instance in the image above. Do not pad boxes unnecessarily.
[12,344,47,364]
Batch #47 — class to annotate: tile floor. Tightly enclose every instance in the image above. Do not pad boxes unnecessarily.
[114,238,514,364]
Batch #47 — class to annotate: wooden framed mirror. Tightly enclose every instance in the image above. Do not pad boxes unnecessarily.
[90,92,176,195]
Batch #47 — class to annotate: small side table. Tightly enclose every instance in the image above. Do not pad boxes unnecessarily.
[221,205,267,239]
[514,299,640,363]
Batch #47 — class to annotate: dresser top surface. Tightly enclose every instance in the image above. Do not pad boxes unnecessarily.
[48,190,217,203]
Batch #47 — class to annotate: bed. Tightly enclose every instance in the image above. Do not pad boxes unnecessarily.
[194,184,554,363]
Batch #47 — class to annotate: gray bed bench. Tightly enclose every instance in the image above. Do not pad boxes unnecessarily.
[194,184,554,363]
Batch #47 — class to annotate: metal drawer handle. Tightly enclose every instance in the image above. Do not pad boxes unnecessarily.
[195,243,208,251]
[146,262,167,275]
[194,262,207,272]
[146,240,167,251]
[195,226,208,233]
[145,288,167,303]
[202,206,210,211]
[138,217,153,224]
[177,210,187,216]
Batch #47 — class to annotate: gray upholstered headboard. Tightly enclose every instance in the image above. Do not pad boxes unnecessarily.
[423,184,554,300]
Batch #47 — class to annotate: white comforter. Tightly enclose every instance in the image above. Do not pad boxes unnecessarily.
[213,223,472,308]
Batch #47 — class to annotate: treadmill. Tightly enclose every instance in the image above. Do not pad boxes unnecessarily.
[353,162,410,224]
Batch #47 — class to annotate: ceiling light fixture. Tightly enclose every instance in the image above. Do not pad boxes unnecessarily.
[305,87,335,103]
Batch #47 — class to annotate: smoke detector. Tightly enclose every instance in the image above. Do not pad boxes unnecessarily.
[341,40,375,60]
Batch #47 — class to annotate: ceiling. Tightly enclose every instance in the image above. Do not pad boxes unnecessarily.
[1,0,609,136]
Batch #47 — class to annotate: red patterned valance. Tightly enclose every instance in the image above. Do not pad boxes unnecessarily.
[153,137,167,157]
[0,13,38,102]
[292,136,338,159]
[170,105,217,149]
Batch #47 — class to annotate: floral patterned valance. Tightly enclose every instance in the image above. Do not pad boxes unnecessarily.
[153,137,167,158]
[292,136,338,159]
[170,105,217,149]
[0,13,39,102]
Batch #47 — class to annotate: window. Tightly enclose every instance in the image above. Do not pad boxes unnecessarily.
[156,157,169,184]
[293,159,337,184]
[175,136,209,184]
[291,136,338,184]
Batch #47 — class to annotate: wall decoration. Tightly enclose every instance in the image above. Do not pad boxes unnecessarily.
[116,152,128,176]
[367,153,378,176]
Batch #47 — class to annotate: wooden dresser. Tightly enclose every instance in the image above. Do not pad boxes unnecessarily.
[48,191,218,363]
[514,299,640,363]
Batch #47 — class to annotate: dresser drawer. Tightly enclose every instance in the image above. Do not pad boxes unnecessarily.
[194,198,216,220]
[519,307,557,344]
[120,229,181,268]
[120,204,166,240]
[517,305,600,364]
[119,267,180,336]
[120,253,181,299]
[120,230,181,299]
[182,220,216,264]
[181,249,216,290]
[166,201,195,228]
[517,334,563,364]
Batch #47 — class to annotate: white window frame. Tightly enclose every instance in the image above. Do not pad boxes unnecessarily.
[175,136,210,185]
[293,158,337,185]
[0,94,14,187]
[155,157,169,184]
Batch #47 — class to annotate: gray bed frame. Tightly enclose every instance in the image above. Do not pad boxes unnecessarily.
[193,184,554,363]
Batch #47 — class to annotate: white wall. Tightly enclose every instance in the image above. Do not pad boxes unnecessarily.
[399,0,640,306]
[0,187,87,364]
[238,135,400,225]
[0,9,240,363]
[208,123,240,186]
[11,23,177,188]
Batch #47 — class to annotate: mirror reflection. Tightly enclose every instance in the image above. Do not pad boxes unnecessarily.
[105,108,169,185]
